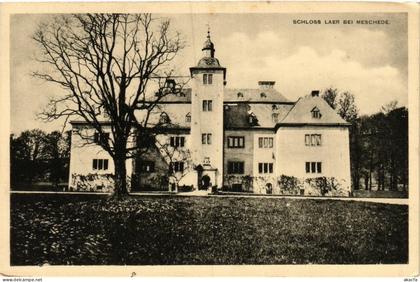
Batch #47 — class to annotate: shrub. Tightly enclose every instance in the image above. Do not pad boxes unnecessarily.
[277,175,301,195]
[305,176,344,196]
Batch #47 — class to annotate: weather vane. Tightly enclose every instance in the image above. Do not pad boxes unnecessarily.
[206,23,211,38]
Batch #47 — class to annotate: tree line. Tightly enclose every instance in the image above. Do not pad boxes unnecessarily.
[322,88,408,191]
[10,130,71,188]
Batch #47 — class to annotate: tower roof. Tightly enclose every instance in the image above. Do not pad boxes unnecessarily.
[202,29,214,51]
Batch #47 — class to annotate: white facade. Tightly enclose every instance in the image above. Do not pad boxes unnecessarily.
[68,32,352,196]
[276,126,351,194]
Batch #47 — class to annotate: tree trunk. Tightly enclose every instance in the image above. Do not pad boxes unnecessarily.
[113,156,128,198]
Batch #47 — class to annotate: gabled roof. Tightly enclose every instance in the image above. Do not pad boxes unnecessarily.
[279,95,349,125]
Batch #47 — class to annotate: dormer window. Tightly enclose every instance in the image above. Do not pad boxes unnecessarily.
[203,73,213,85]
[185,112,191,122]
[159,112,170,124]
[237,92,243,98]
[311,107,322,119]
[260,92,267,98]
[248,112,259,126]
[165,78,176,90]
[272,113,279,123]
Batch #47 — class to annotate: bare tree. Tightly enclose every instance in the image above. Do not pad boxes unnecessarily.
[155,135,193,192]
[33,14,185,197]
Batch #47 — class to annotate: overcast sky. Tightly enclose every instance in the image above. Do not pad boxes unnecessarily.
[10,13,407,134]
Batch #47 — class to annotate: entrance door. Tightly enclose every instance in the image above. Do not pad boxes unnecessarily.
[201,175,211,190]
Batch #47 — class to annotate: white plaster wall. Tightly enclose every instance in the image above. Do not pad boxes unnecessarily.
[190,70,225,188]
[276,126,351,192]
[253,133,276,177]
[68,125,135,190]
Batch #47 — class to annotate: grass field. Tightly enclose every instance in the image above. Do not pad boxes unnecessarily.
[10,194,408,265]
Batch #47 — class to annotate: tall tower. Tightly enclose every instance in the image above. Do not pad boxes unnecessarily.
[190,30,226,189]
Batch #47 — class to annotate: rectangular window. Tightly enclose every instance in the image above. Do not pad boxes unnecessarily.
[258,162,274,174]
[201,133,212,145]
[315,135,322,146]
[258,137,273,148]
[92,159,109,171]
[227,136,245,148]
[228,161,244,174]
[203,73,213,85]
[172,161,184,172]
[170,136,185,148]
[305,134,322,146]
[202,100,213,111]
[139,161,155,173]
[305,161,322,173]
[94,132,110,145]
[305,134,311,146]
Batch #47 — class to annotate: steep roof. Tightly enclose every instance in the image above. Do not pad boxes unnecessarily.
[154,87,291,104]
[71,92,348,130]
[224,103,293,129]
[279,95,349,125]
[224,88,290,103]
[134,104,192,129]
[154,88,192,103]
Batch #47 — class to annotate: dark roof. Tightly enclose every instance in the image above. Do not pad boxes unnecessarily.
[197,57,222,68]
[153,87,291,104]
[72,92,347,130]
[154,88,192,103]
[224,103,293,129]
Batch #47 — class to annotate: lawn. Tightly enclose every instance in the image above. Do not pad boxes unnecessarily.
[10,194,408,265]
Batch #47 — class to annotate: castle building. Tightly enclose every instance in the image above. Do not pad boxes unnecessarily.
[69,31,351,196]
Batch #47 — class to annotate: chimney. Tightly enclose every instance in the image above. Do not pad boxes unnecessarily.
[258,81,275,89]
[311,90,320,97]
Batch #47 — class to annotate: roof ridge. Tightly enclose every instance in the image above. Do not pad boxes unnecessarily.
[279,97,301,123]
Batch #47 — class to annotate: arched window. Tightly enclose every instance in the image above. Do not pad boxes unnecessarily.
[237,92,243,98]
[260,92,267,98]
[185,112,191,122]
[266,183,273,194]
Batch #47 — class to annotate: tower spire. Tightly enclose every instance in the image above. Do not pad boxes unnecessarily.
[202,25,215,58]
